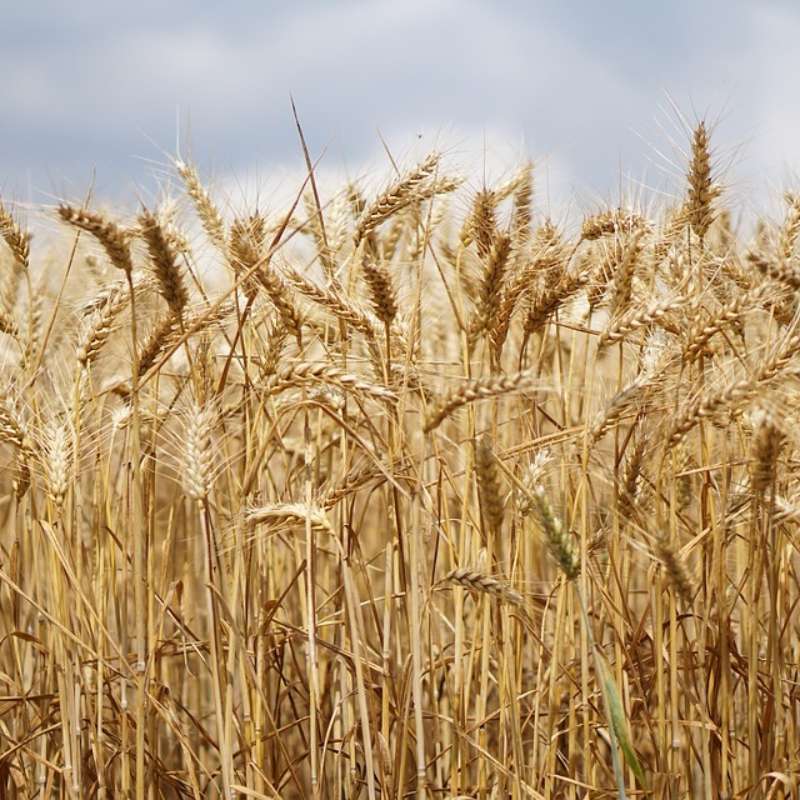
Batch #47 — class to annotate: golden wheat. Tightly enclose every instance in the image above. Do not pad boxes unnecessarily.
[2,122,800,800]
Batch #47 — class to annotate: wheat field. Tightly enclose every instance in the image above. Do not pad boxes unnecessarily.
[0,122,798,799]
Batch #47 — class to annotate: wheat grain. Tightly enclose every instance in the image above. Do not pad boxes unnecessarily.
[654,536,693,607]
[354,152,440,246]
[264,362,397,404]
[138,208,188,315]
[361,256,398,326]
[687,121,717,239]
[598,294,686,349]
[175,158,228,250]
[445,567,524,607]
[475,435,505,539]
[58,204,133,274]
[183,401,217,501]
[424,370,537,432]
[246,503,333,533]
[0,201,31,269]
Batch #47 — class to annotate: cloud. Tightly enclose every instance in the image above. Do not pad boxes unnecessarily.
[0,1,796,214]
[748,6,800,184]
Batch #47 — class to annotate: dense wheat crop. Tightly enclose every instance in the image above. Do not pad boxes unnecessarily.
[1,122,800,799]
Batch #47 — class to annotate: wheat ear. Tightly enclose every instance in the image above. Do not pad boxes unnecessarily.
[424,370,536,432]
[58,205,133,275]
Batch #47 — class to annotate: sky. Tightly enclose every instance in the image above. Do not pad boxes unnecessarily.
[2,1,800,214]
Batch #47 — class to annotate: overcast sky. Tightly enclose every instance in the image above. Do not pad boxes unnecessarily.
[2,1,799,213]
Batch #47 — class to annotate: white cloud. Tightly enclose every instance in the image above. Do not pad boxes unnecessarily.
[748,6,800,186]
[1,0,797,215]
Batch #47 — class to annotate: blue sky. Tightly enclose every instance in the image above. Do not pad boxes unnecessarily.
[2,1,799,210]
